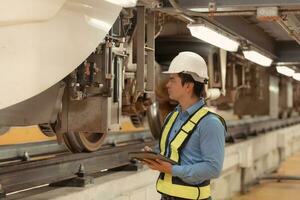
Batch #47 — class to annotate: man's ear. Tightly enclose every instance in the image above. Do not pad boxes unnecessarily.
[185,82,194,92]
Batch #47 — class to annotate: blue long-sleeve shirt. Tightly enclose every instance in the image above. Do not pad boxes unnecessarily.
[158,98,226,185]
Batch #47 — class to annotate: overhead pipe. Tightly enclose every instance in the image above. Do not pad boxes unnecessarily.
[169,0,207,17]
[276,19,300,45]
[260,175,300,181]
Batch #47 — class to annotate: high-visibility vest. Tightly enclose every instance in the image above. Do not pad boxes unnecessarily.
[156,106,226,200]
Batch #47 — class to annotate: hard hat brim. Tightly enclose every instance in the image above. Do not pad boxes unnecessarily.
[162,70,208,83]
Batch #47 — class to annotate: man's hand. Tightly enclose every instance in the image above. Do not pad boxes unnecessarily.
[143,159,172,174]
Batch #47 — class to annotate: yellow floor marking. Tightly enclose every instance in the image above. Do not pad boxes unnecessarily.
[0,126,56,145]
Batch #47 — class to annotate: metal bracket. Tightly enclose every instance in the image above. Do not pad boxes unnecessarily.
[49,164,93,187]
[21,151,30,161]
[208,0,216,12]
[0,184,6,200]
[49,176,94,188]
[260,175,300,182]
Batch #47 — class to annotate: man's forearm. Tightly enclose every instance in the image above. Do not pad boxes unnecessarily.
[172,161,222,185]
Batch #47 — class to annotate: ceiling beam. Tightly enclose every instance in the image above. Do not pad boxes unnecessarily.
[162,1,278,57]
[176,0,300,12]
[212,16,277,56]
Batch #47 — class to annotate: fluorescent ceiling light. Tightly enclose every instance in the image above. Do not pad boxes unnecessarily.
[276,66,295,77]
[187,24,240,52]
[105,0,137,7]
[293,73,300,81]
[242,50,273,67]
[189,8,209,12]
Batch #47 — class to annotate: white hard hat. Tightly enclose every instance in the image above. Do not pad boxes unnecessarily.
[163,51,209,83]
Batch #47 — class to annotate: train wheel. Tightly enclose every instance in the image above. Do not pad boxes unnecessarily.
[63,132,106,153]
[147,102,162,139]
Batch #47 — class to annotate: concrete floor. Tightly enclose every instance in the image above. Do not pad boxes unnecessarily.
[233,151,300,200]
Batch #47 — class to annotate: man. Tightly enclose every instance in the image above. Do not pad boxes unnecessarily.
[144,51,226,200]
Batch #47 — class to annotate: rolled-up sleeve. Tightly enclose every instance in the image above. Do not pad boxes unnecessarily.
[172,116,226,185]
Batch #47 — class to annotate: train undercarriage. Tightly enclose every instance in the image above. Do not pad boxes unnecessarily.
[1,1,300,198]
[0,0,300,154]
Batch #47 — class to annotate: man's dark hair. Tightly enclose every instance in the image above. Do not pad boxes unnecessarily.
[178,73,205,98]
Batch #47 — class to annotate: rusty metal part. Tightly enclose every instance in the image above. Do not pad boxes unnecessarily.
[63,132,106,153]
[38,123,56,137]
[57,81,111,152]
[0,140,156,195]
[0,82,65,127]
[147,102,162,139]
[277,18,300,45]
[62,133,74,152]
[146,10,156,93]
[136,6,146,93]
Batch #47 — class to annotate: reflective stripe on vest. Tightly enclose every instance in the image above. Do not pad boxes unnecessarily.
[160,111,179,156]
[157,174,211,199]
[157,107,224,199]
[169,108,209,163]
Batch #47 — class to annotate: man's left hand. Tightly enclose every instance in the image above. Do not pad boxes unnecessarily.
[143,159,172,174]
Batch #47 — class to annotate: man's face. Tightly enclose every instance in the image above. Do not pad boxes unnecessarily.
[166,74,186,101]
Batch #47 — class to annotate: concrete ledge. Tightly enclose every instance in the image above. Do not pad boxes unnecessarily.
[22,168,161,200]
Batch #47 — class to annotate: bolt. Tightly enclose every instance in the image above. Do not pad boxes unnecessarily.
[77,164,85,177]
[0,184,5,198]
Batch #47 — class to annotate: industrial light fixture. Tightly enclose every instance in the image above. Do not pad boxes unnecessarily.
[242,50,273,67]
[187,23,240,52]
[293,73,300,81]
[105,0,137,7]
[276,66,295,77]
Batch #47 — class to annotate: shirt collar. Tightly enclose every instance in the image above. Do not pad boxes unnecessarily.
[176,98,205,116]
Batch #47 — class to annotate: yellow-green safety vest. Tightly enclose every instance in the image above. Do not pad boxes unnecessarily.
[156,106,226,200]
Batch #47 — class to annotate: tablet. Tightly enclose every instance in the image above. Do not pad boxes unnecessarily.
[128,151,177,165]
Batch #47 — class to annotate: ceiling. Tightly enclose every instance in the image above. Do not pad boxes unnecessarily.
[158,0,300,67]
